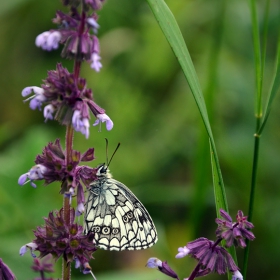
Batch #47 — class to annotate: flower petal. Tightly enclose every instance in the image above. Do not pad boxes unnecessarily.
[175,246,190,258]
[146,257,162,269]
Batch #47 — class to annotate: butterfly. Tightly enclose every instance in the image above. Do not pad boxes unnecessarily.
[83,163,158,251]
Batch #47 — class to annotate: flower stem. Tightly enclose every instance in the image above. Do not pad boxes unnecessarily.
[243,0,265,276]
[212,237,223,249]
[188,261,203,280]
[62,196,71,280]
[40,271,46,280]
[242,123,261,279]
[65,125,74,164]
[62,125,74,280]
[62,2,84,277]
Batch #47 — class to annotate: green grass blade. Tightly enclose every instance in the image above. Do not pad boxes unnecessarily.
[260,0,271,90]
[145,0,228,214]
[191,0,226,236]
[258,35,280,135]
[248,0,263,117]
[210,144,236,263]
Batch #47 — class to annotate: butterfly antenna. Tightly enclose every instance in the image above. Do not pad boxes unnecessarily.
[107,141,121,168]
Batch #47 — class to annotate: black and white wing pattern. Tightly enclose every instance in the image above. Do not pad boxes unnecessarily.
[84,164,158,251]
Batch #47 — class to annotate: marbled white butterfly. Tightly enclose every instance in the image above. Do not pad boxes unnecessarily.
[84,163,158,251]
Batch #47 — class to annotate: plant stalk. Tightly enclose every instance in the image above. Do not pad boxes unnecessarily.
[242,119,261,279]
[62,125,74,280]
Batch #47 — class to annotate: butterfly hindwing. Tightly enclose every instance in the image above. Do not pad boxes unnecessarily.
[84,170,157,251]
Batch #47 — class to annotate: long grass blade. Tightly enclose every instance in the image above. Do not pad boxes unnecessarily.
[144,0,228,214]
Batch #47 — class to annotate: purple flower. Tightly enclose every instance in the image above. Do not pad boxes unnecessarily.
[0,258,16,280]
[32,208,97,265]
[18,139,97,195]
[43,104,55,121]
[64,187,75,204]
[76,259,97,279]
[18,164,47,188]
[232,270,243,280]
[175,246,190,258]
[93,113,113,131]
[89,35,102,71]
[182,237,239,277]
[31,254,54,273]
[72,110,90,138]
[146,258,179,279]
[50,10,102,64]
[22,86,46,110]
[76,183,85,216]
[34,3,105,66]
[21,64,113,137]
[84,0,106,10]
[146,257,162,269]
[216,209,255,248]
[21,209,97,277]
[35,31,62,51]
[90,53,102,72]
[87,17,100,34]
[19,242,38,257]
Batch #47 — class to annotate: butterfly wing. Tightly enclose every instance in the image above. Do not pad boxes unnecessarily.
[84,177,158,251]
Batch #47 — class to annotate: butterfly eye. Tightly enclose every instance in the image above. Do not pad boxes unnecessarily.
[100,165,107,173]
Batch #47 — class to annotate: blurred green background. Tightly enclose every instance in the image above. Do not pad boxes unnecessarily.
[0,0,280,279]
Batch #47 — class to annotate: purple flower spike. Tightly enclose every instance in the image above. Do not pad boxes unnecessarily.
[21,63,111,138]
[35,31,62,51]
[32,208,97,264]
[93,113,113,131]
[0,258,16,280]
[32,139,97,193]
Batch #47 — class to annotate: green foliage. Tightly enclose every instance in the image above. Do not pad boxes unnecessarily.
[0,0,280,279]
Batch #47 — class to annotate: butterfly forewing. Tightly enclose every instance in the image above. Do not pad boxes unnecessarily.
[84,165,158,251]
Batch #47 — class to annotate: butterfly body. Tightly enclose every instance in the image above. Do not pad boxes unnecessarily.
[84,164,158,251]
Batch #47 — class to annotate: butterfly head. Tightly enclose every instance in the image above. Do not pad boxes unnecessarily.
[96,163,112,178]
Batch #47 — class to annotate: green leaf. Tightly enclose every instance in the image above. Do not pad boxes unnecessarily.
[145,0,228,214]
[249,0,263,117]
[258,34,280,134]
